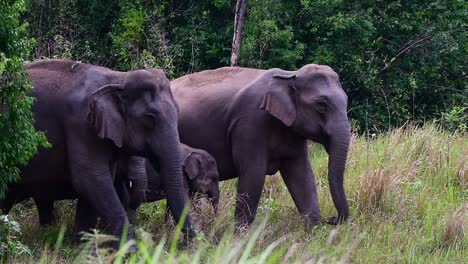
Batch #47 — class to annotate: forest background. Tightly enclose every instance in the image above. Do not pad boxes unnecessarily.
[24,0,467,132]
[1,1,467,262]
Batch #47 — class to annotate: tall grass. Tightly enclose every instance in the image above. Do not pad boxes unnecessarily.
[5,124,467,263]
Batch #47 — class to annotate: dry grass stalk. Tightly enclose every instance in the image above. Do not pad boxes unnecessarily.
[358,167,392,213]
[282,242,299,263]
[441,202,467,247]
[456,153,467,189]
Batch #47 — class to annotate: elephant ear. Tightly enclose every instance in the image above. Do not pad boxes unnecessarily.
[183,152,207,180]
[260,73,297,126]
[87,84,125,147]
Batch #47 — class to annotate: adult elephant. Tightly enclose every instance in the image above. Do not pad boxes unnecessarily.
[0,59,193,246]
[7,144,220,227]
[171,64,351,227]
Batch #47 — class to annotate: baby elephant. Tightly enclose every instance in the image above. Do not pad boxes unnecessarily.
[116,144,220,224]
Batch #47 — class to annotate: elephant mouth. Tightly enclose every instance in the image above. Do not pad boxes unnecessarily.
[292,126,327,144]
[145,149,161,171]
[312,126,331,142]
[145,190,166,202]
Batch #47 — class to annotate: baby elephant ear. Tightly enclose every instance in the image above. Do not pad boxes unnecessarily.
[260,73,297,126]
[183,152,207,180]
[87,84,125,147]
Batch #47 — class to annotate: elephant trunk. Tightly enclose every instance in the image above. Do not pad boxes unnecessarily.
[209,189,220,214]
[127,157,147,210]
[149,127,193,237]
[326,120,351,224]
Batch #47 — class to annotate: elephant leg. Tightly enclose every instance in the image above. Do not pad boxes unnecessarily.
[232,131,268,227]
[0,197,14,215]
[0,189,27,215]
[72,198,98,241]
[0,198,14,215]
[280,146,321,226]
[75,184,130,244]
[34,198,57,226]
[235,171,267,227]
[66,132,132,248]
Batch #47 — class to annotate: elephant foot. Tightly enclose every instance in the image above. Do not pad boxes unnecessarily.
[303,219,321,229]
[302,211,321,228]
[183,226,197,242]
[234,222,251,237]
[327,215,347,225]
[127,210,137,225]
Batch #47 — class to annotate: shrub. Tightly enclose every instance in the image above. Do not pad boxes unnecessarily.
[0,214,31,261]
[442,106,467,133]
[0,0,48,197]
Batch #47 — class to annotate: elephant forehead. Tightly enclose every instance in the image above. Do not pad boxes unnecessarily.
[127,70,166,82]
[125,72,169,92]
[298,65,339,80]
[127,90,159,110]
[123,85,157,102]
[298,76,348,105]
[124,77,172,102]
[299,64,335,73]
[297,74,341,92]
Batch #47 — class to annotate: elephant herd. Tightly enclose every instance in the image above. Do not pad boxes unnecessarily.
[0,59,351,249]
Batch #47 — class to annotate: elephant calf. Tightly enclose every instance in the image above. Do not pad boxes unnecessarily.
[117,144,220,224]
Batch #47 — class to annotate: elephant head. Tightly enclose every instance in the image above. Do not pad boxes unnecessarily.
[87,69,193,234]
[183,149,220,213]
[260,64,351,224]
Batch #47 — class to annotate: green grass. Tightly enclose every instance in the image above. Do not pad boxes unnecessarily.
[3,124,467,263]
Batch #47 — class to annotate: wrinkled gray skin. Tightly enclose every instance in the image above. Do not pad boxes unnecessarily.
[172,64,351,227]
[116,144,220,224]
[0,59,194,246]
[6,145,220,228]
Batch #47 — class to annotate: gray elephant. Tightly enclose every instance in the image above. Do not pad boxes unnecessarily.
[0,59,194,247]
[117,144,220,224]
[171,64,351,227]
[5,144,220,229]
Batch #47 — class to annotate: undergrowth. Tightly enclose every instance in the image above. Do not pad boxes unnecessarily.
[3,124,467,263]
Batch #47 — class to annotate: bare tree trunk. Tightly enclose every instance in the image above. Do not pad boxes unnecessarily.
[230,0,247,66]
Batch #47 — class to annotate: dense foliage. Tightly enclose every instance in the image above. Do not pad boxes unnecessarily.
[0,0,48,198]
[23,0,467,132]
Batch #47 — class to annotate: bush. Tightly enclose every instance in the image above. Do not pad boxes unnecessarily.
[0,0,48,198]
[442,106,467,133]
[0,214,31,261]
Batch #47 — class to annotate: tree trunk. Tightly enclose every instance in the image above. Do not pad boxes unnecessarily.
[230,0,247,66]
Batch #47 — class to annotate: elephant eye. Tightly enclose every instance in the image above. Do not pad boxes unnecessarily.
[315,100,329,113]
[142,113,156,128]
